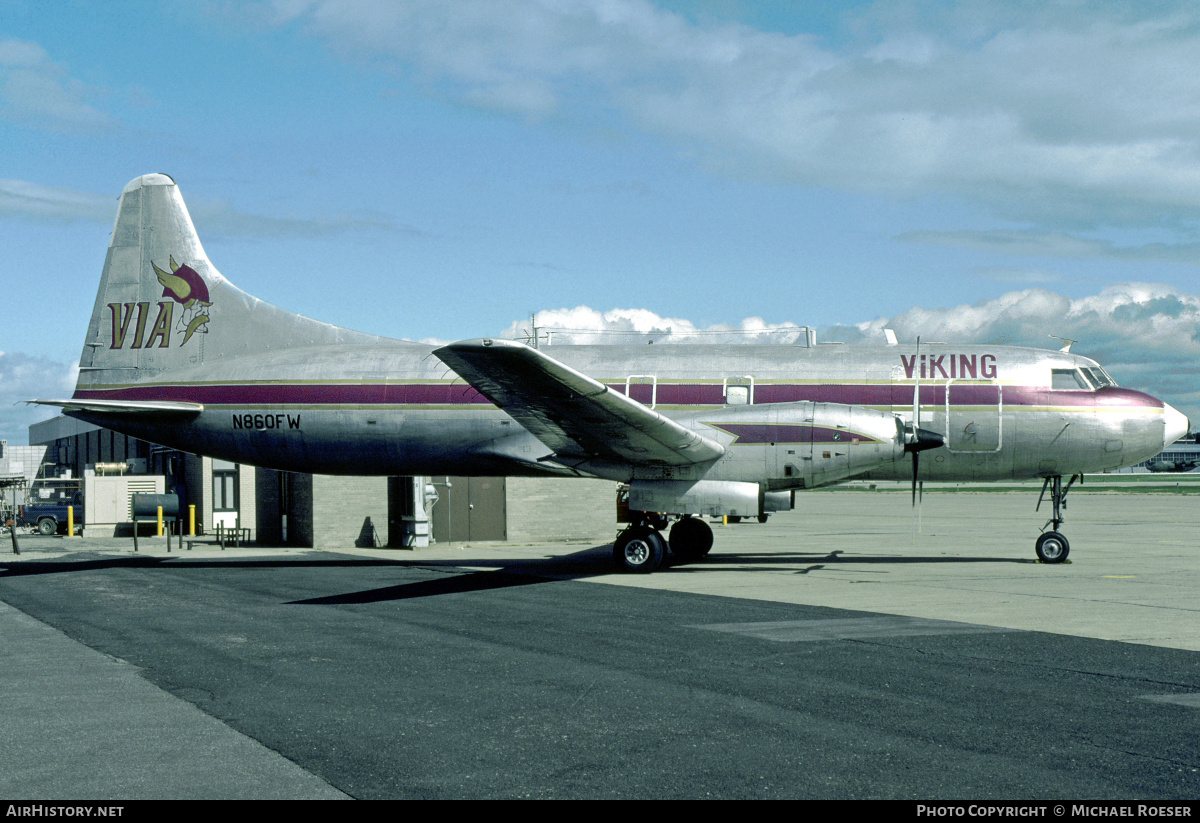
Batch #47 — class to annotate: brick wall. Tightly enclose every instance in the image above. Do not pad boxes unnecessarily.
[506,477,619,544]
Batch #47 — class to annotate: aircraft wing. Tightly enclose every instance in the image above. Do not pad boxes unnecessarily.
[433,339,725,467]
[31,398,204,415]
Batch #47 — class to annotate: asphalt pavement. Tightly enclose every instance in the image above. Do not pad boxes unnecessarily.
[2,490,1198,799]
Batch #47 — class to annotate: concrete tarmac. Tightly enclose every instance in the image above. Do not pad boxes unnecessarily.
[2,489,1198,799]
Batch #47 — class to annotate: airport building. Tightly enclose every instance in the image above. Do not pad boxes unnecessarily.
[26,415,617,547]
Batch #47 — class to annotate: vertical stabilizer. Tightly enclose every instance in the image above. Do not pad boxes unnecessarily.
[76,174,384,391]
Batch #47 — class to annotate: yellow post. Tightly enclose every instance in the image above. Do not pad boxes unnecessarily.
[66,505,75,537]
[156,506,163,537]
[188,505,195,536]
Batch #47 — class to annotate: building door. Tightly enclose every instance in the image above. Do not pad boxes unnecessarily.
[212,458,239,529]
[431,476,506,542]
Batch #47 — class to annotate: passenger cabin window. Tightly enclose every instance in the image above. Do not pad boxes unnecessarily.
[1051,369,1090,390]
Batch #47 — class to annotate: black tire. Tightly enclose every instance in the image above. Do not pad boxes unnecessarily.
[37,517,57,536]
[613,527,666,573]
[669,517,714,562]
[1035,531,1070,563]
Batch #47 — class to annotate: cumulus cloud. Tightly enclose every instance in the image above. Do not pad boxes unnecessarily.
[498,306,814,345]
[0,353,77,445]
[259,0,1200,232]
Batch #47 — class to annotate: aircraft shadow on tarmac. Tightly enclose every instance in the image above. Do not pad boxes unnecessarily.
[285,544,1033,604]
[0,544,1031,605]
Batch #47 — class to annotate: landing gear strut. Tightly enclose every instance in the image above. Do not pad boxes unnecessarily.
[1034,474,1078,563]
[613,516,714,573]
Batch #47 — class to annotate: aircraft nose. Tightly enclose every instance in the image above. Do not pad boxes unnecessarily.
[1163,402,1189,449]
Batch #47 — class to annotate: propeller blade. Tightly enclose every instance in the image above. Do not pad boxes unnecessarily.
[912,450,919,507]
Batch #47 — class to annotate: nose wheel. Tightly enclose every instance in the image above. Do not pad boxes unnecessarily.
[1034,474,1077,564]
[1035,530,1070,563]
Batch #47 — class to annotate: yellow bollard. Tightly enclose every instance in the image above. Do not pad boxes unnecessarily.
[156,506,163,537]
[188,504,195,536]
[66,505,75,537]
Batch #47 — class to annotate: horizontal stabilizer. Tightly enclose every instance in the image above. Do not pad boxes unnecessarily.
[434,339,724,467]
[31,398,204,415]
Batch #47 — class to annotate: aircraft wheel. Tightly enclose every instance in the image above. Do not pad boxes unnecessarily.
[614,527,666,573]
[668,517,713,562]
[37,518,57,536]
[1035,531,1070,564]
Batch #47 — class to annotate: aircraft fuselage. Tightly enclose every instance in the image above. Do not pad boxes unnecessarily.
[71,338,1171,485]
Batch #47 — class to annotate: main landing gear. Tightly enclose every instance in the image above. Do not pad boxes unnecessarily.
[1034,474,1079,564]
[613,515,714,573]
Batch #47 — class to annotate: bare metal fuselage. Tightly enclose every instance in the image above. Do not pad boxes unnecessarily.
[72,338,1171,486]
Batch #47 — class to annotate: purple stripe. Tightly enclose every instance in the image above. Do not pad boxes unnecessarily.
[72,383,1163,410]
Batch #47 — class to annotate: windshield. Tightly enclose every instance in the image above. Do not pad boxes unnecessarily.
[1084,366,1116,388]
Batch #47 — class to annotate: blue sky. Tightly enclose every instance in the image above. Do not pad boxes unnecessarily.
[3,0,1199,443]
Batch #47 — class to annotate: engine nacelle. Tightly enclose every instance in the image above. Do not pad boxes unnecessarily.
[763,490,795,512]
[629,479,761,518]
[672,400,911,489]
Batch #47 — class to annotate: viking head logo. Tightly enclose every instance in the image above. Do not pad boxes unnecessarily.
[152,256,212,345]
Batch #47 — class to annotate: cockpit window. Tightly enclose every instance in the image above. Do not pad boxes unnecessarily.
[1052,369,1090,390]
[1084,367,1116,388]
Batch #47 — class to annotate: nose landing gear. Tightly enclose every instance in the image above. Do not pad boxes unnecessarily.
[1035,474,1078,563]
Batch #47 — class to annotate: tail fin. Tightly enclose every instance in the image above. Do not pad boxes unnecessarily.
[76,174,381,391]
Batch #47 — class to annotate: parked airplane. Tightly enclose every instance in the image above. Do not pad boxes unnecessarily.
[1146,459,1199,473]
[36,174,1189,571]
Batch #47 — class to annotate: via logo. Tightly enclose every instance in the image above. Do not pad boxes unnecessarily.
[107,257,213,349]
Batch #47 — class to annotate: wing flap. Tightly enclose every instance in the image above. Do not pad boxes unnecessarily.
[433,339,724,467]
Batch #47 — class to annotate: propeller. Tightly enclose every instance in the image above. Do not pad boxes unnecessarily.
[903,337,946,528]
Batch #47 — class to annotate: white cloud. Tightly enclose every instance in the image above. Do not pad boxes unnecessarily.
[0,179,114,222]
[498,305,813,345]
[901,229,1200,265]
[261,1,1200,227]
[0,38,112,132]
[0,353,77,446]
[0,178,414,237]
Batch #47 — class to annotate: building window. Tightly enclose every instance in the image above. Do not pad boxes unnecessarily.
[213,470,238,512]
